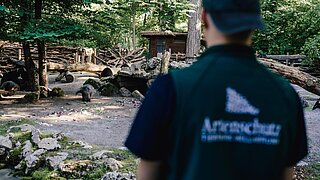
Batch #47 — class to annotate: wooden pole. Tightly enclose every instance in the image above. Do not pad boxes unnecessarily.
[18,49,22,60]
[81,49,85,64]
[160,49,171,75]
[93,48,97,64]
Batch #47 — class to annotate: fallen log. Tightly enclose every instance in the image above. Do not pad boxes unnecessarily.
[47,62,106,72]
[265,55,306,61]
[259,58,320,96]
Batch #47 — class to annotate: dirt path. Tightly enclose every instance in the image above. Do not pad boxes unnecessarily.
[0,72,140,148]
[0,73,319,164]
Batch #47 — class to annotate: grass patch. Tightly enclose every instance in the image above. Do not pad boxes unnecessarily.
[85,163,108,179]
[305,163,320,180]
[12,131,32,144]
[110,148,137,173]
[0,119,37,136]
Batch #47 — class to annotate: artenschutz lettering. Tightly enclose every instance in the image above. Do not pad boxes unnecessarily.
[201,117,282,145]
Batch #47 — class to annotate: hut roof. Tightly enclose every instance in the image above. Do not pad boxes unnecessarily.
[140,31,188,37]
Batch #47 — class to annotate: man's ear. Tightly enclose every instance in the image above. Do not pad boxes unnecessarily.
[201,10,209,29]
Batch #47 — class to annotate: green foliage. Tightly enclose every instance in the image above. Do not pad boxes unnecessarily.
[302,32,320,65]
[253,0,320,64]
[305,163,320,180]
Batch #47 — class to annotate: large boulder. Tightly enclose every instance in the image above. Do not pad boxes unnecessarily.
[83,78,102,89]
[59,160,95,177]
[90,150,114,160]
[0,135,12,149]
[25,149,46,173]
[99,83,119,96]
[38,138,61,150]
[31,129,41,145]
[119,87,132,97]
[46,152,68,169]
[22,140,33,157]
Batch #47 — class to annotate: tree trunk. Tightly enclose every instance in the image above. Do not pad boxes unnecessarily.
[35,0,47,88]
[47,62,106,72]
[132,2,137,50]
[38,40,48,87]
[259,58,320,96]
[35,0,42,19]
[186,0,202,61]
[23,43,38,91]
[21,0,38,91]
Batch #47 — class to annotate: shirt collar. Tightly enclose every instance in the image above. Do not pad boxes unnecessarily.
[200,44,256,59]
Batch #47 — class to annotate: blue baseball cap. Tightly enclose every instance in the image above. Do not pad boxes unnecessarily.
[202,0,266,34]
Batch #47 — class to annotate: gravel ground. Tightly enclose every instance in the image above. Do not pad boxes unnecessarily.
[292,84,320,164]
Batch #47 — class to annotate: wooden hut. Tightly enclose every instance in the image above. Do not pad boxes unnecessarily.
[140,31,189,58]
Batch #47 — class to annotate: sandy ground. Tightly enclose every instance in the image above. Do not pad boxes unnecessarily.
[0,72,140,148]
[0,72,319,164]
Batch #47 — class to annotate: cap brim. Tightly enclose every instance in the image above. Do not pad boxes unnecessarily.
[209,12,266,34]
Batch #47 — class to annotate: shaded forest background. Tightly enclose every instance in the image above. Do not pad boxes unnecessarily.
[0,0,319,64]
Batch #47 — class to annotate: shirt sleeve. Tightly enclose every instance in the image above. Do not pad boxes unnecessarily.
[286,91,308,166]
[125,74,176,161]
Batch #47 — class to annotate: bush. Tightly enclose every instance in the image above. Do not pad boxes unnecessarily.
[302,33,320,65]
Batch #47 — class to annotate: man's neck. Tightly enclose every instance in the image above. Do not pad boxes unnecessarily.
[204,29,252,47]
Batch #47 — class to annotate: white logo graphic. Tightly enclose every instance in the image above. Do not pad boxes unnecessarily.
[226,87,260,115]
[200,87,282,145]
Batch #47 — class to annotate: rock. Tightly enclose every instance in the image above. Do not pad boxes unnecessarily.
[104,158,123,171]
[70,140,92,149]
[52,132,65,141]
[297,161,308,166]
[132,70,149,78]
[25,149,46,173]
[39,86,50,98]
[101,172,136,180]
[7,124,36,133]
[59,160,94,177]
[169,61,191,69]
[46,152,68,169]
[145,57,161,70]
[84,78,102,89]
[312,98,320,110]
[0,135,12,149]
[15,141,21,147]
[49,87,65,97]
[119,87,132,97]
[299,96,309,108]
[22,140,33,157]
[99,83,119,96]
[31,129,41,145]
[0,148,6,156]
[90,150,113,160]
[5,133,14,139]
[38,138,61,150]
[132,90,144,102]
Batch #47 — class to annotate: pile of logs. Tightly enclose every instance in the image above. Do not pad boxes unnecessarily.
[97,47,146,67]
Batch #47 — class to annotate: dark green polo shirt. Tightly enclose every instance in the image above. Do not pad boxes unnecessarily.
[125,44,308,180]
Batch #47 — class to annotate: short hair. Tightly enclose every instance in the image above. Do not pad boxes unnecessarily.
[225,30,253,42]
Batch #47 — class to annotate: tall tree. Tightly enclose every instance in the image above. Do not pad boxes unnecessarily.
[186,0,201,61]
[35,0,48,87]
